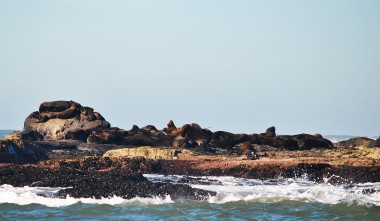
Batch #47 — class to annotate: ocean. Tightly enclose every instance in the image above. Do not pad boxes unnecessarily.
[0,130,14,139]
[1,130,379,220]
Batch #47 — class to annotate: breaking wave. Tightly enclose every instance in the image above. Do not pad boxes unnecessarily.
[1,174,380,207]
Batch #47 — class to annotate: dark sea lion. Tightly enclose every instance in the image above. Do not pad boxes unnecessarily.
[40,101,80,119]
[265,126,276,137]
[166,120,177,134]
[39,101,72,113]
[80,106,94,115]
[93,112,105,121]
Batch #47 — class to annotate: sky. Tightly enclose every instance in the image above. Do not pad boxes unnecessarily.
[0,0,379,136]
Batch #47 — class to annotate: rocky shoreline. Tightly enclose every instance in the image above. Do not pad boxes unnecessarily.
[1,100,380,200]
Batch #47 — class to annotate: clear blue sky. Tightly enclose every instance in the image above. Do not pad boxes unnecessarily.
[0,0,379,136]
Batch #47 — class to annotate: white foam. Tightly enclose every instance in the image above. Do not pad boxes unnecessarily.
[2,175,380,207]
[146,174,380,206]
[0,184,173,207]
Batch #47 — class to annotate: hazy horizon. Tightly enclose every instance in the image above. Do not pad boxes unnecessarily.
[1,1,379,136]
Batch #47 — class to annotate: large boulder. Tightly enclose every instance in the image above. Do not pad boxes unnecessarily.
[24,101,111,141]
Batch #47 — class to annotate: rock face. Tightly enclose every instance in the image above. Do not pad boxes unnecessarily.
[336,137,375,148]
[24,100,111,140]
[0,137,46,164]
[8,100,335,164]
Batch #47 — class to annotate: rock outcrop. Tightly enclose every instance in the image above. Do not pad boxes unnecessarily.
[24,100,110,141]
[0,136,46,164]
[0,100,338,164]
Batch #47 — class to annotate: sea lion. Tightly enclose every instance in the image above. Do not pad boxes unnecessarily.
[40,101,80,120]
[39,101,72,113]
[265,126,276,137]
[242,142,258,160]
[166,120,177,134]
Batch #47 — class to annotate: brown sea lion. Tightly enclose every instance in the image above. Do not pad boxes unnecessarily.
[166,120,177,134]
[40,101,80,120]
[39,101,72,113]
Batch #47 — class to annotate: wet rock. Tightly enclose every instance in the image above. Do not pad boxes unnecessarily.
[0,138,46,164]
[0,163,214,201]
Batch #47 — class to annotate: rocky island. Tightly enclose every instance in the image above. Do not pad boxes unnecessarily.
[1,100,380,200]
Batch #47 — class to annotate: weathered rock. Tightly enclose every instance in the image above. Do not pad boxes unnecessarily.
[0,138,46,164]
[103,146,180,160]
[336,137,375,148]
[24,100,111,140]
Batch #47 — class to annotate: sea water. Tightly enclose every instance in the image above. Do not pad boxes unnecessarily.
[0,130,14,139]
[1,130,380,220]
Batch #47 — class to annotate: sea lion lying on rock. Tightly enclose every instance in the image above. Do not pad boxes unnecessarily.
[39,101,80,120]
[39,101,72,113]
[336,137,374,148]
